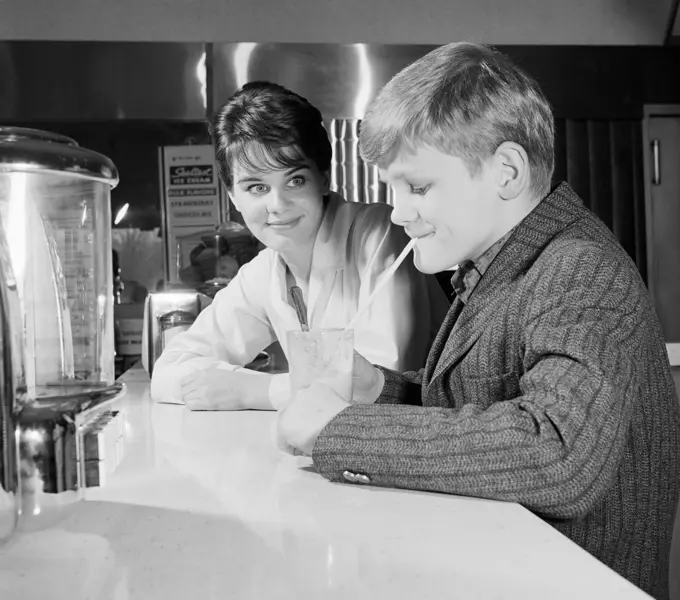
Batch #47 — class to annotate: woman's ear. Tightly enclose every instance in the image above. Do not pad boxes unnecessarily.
[227,188,241,213]
[321,171,331,195]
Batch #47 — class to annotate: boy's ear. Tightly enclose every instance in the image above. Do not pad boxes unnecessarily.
[493,142,529,201]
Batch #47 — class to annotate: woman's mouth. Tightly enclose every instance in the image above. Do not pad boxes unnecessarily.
[267,216,302,230]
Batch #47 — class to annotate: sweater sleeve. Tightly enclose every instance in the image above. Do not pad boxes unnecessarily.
[374,366,424,406]
[312,242,642,520]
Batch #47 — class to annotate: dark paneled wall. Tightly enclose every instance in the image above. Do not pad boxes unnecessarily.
[553,119,647,282]
[497,46,680,120]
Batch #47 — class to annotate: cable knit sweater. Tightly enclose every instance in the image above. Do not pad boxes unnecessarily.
[312,182,680,600]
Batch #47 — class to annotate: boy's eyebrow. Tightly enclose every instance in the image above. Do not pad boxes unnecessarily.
[379,167,406,183]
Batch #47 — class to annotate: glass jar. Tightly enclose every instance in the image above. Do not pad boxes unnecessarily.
[159,309,197,352]
[0,127,119,398]
[0,222,22,546]
[175,222,262,298]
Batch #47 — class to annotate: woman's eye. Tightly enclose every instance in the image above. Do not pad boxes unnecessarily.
[288,176,306,187]
[409,184,430,195]
[248,184,268,194]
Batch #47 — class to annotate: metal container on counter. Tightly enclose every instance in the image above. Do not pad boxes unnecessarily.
[0,127,127,539]
[141,290,204,377]
[175,222,262,298]
[159,309,198,352]
[0,209,123,541]
[0,127,119,397]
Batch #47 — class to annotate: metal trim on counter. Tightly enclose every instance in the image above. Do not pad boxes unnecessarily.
[18,382,126,498]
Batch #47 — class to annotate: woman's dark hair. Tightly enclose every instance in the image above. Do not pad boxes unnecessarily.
[209,81,332,189]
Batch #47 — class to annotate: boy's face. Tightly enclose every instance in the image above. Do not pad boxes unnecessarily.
[379,146,508,274]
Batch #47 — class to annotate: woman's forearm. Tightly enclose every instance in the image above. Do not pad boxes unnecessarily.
[231,370,291,411]
[239,370,274,410]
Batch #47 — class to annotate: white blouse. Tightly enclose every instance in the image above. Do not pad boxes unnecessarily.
[150,193,450,406]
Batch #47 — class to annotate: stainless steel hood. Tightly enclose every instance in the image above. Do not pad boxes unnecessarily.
[3,40,680,123]
[0,42,208,121]
[211,43,435,120]
[0,41,437,123]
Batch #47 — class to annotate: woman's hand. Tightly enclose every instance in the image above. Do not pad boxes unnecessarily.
[180,365,247,411]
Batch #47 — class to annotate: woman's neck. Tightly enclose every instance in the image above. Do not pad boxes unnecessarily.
[278,193,331,289]
[281,245,313,289]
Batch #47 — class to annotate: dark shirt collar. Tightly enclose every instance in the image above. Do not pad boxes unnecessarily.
[450,227,516,304]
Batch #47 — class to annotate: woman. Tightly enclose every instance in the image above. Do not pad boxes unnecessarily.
[150,81,449,411]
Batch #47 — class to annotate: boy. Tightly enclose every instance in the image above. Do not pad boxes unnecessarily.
[278,42,680,600]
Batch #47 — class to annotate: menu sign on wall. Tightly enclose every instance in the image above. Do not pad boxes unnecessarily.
[160,145,227,281]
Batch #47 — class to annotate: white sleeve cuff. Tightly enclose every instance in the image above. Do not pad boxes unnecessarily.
[268,373,291,410]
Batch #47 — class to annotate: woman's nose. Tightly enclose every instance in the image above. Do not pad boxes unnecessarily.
[266,188,290,213]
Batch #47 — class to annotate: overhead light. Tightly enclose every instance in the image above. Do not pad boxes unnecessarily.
[114,203,129,225]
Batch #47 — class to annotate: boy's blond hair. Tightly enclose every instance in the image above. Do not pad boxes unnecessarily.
[359,42,555,198]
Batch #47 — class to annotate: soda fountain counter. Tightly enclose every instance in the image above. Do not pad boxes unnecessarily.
[0,364,655,600]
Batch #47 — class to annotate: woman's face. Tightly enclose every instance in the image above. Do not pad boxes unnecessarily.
[228,150,329,256]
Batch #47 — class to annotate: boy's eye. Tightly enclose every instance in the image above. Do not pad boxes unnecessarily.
[409,184,430,195]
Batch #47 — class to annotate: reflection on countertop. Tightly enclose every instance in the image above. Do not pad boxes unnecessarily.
[0,367,653,600]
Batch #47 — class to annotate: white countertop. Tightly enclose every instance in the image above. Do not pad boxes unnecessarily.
[0,366,653,600]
